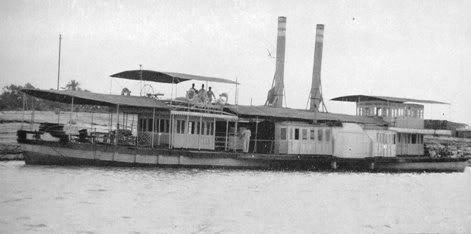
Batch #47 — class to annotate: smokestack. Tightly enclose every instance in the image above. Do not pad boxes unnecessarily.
[309,24,324,111]
[265,16,286,108]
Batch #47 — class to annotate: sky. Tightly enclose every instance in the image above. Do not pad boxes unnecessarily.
[1,0,470,125]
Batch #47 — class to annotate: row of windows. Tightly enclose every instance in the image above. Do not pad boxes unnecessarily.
[280,127,331,142]
[359,106,424,119]
[138,118,214,135]
[139,118,170,133]
[175,120,214,135]
[398,134,424,144]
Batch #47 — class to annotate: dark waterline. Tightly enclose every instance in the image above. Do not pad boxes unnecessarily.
[0,161,470,233]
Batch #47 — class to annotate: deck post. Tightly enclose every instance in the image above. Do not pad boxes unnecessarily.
[254,117,259,153]
[109,109,112,133]
[157,113,161,146]
[233,120,238,152]
[115,104,119,146]
[30,97,35,130]
[198,116,202,150]
[21,93,26,129]
[169,113,173,149]
[224,120,229,151]
[151,108,155,148]
[213,117,216,149]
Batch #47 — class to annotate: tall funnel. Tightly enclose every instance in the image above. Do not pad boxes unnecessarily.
[265,16,286,108]
[309,24,324,111]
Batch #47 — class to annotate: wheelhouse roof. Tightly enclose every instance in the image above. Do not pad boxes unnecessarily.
[110,70,239,85]
[224,105,387,125]
[21,89,169,109]
[331,95,449,105]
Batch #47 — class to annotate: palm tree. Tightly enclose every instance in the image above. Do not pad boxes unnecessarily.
[64,80,80,91]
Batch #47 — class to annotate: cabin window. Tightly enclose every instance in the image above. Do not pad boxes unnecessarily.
[159,119,169,133]
[189,121,195,134]
[310,129,315,140]
[318,129,323,141]
[419,135,423,144]
[411,134,417,144]
[147,119,153,132]
[142,118,147,132]
[294,128,299,140]
[202,122,206,135]
[302,129,307,140]
[325,129,331,141]
[196,122,201,135]
[280,128,287,140]
[290,128,293,140]
[208,122,214,135]
[176,120,186,134]
[393,135,396,144]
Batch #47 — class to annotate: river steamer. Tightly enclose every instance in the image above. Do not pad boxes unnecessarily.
[17,17,469,172]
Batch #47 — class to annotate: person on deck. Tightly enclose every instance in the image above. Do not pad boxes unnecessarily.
[207,87,216,103]
[198,84,207,103]
[187,83,198,100]
[240,128,251,153]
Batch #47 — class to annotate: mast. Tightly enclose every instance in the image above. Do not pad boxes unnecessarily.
[309,24,326,112]
[265,16,287,108]
[57,34,62,90]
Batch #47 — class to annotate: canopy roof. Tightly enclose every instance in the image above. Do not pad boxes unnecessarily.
[331,95,449,104]
[110,70,239,85]
[224,105,386,125]
[21,89,169,109]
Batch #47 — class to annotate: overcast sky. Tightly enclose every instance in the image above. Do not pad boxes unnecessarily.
[1,0,470,125]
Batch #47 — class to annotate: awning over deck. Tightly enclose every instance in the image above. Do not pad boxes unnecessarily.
[224,105,387,125]
[21,89,169,109]
[171,110,238,120]
[331,95,449,104]
[110,70,239,85]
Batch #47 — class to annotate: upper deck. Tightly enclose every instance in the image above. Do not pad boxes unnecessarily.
[331,95,449,129]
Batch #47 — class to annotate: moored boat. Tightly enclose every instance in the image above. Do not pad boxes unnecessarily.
[17,16,470,172]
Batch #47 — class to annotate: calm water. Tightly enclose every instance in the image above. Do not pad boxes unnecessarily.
[0,162,470,233]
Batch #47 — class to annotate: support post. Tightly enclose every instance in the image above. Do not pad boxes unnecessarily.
[115,104,119,146]
[21,93,26,129]
[233,121,238,152]
[151,108,155,148]
[157,113,161,146]
[169,113,173,149]
[30,97,35,130]
[254,117,259,153]
[198,116,202,150]
[225,120,229,151]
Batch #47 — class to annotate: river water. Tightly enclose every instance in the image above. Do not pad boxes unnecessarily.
[0,161,470,233]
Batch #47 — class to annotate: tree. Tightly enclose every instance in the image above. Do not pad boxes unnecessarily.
[0,83,35,110]
[63,80,81,91]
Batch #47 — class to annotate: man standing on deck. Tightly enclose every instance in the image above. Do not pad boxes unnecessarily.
[207,87,216,103]
[198,84,207,103]
[240,128,251,153]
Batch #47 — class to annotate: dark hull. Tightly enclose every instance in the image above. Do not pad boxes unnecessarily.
[21,141,469,172]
